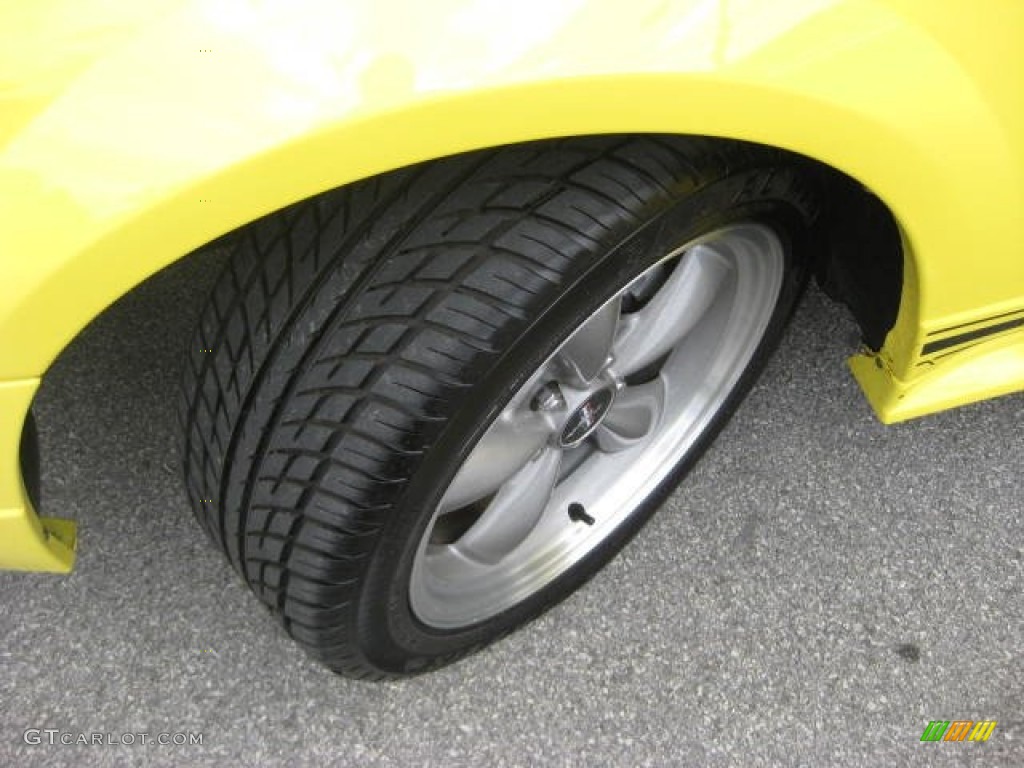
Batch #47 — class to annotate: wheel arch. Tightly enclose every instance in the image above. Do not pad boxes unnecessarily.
[1,74,925,382]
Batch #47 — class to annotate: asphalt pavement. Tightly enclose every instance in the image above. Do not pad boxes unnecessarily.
[1,247,1021,767]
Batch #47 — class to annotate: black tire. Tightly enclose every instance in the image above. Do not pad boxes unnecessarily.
[179,136,818,678]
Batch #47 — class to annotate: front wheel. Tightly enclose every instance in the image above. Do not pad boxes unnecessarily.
[180,136,818,678]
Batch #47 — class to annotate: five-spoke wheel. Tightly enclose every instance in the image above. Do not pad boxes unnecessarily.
[409,224,787,628]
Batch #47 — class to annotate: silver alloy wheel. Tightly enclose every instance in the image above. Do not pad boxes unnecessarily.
[409,223,786,629]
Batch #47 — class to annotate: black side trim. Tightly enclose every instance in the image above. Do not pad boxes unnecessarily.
[922,317,1024,356]
[19,408,41,512]
[927,308,1024,337]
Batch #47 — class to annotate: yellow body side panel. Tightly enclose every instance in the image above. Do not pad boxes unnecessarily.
[0,0,1021,569]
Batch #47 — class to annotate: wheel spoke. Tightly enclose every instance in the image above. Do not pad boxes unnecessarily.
[557,297,621,386]
[612,244,732,376]
[438,413,553,513]
[594,377,666,453]
[452,446,562,565]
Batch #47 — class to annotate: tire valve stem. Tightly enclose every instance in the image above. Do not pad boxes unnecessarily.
[568,502,595,526]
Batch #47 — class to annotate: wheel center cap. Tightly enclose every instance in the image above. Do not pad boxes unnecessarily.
[560,388,615,448]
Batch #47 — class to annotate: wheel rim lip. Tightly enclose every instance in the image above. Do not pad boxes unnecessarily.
[408,223,786,629]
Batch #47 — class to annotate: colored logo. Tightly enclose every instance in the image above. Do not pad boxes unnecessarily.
[920,720,997,742]
[560,388,615,448]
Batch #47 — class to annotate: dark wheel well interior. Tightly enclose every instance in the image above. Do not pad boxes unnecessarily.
[805,163,903,351]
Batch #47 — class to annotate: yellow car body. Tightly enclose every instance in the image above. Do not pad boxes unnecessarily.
[1,0,1022,572]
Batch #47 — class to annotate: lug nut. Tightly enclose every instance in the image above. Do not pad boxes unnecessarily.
[531,382,566,412]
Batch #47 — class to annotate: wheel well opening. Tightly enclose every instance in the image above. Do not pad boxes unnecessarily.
[20,132,905,579]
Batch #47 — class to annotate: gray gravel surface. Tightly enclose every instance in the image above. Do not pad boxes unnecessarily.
[1,248,1021,767]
